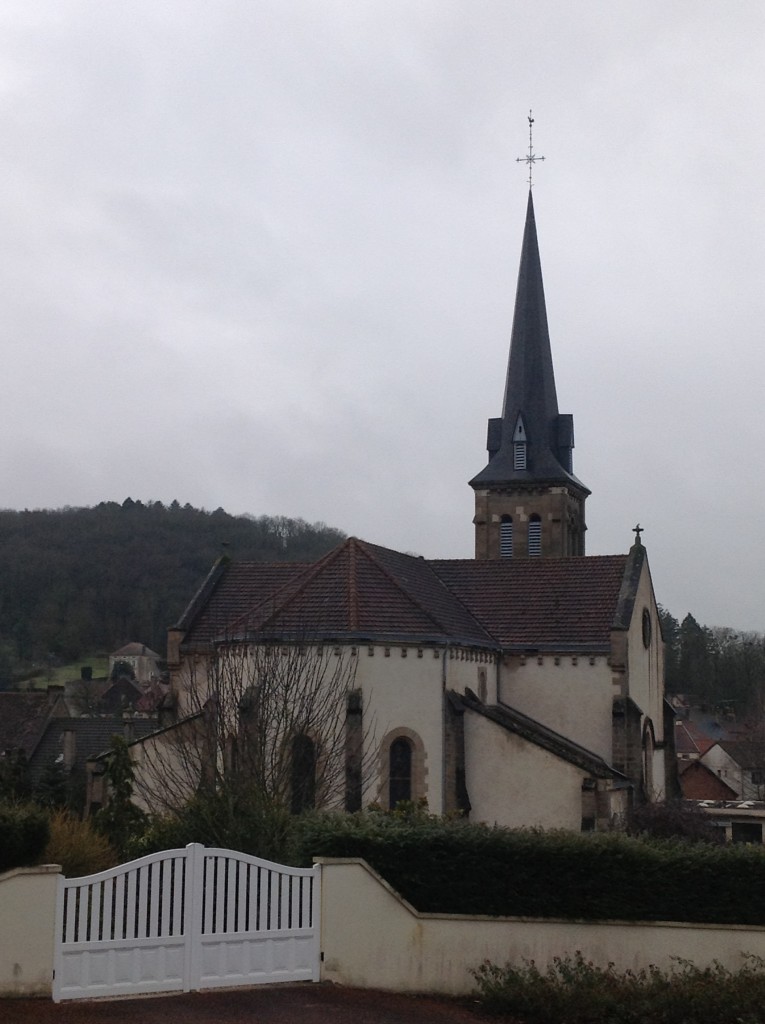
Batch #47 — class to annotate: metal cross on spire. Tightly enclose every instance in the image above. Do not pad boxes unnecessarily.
[516,110,545,188]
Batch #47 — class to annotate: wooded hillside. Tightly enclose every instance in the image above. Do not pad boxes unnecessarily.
[0,500,344,682]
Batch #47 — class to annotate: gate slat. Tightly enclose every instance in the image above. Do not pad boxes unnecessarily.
[301,875,312,928]
[77,884,89,942]
[214,856,226,934]
[147,862,158,938]
[226,858,237,932]
[160,858,172,936]
[257,866,268,930]
[279,872,289,930]
[137,865,148,937]
[125,869,137,939]
[89,880,99,940]
[102,877,113,941]
[113,872,125,939]
[174,855,184,934]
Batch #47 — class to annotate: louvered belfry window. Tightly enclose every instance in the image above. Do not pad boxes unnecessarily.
[500,516,513,558]
[528,515,542,556]
[514,442,527,470]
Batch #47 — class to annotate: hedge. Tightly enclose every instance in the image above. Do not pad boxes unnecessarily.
[0,801,50,872]
[292,811,765,925]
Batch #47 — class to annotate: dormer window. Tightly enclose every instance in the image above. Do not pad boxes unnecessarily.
[513,416,527,470]
[500,516,513,558]
[528,514,541,556]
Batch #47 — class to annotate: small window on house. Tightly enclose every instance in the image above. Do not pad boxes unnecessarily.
[389,737,413,808]
[731,822,763,844]
[290,734,316,814]
[514,443,526,470]
[528,515,542,556]
[499,516,513,558]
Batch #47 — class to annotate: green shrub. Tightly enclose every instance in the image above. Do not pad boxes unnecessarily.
[0,800,49,871]
[472,952,765,1023]
[131,794,296,864]
[41,810,117,876]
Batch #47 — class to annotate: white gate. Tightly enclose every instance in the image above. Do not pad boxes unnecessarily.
[52,843,320,1002]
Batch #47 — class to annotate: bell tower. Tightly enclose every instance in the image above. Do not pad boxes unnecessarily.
[469,189,589,559]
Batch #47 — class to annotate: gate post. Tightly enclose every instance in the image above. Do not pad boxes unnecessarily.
[183,844,205,992]
[51,871,66,1002]
[312,862,322,982]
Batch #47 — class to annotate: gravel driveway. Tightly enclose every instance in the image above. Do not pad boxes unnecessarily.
[2,983,490,1024]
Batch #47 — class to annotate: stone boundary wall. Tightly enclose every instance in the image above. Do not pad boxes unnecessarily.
[316,857,765,996]
[7,856,765,999]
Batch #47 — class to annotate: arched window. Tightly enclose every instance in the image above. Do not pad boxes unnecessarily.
[389,737,413,808]
[499,516,513,558]
[642,720,655,802]
[290,734,316,814]
[528,514,542,556]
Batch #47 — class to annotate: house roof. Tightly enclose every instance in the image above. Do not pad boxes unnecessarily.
[678,759,738,801]
[456,689,625,780]
[111,643,162,660]
[0,691,57,758]
[714,738,765,768]
[674,720,716,758]
[176,538,635,652]
[30,716,157,777]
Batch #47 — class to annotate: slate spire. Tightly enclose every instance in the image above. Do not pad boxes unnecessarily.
[471,190,585,489]
[470,191,589,559]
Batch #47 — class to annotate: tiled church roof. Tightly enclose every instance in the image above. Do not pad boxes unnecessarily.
[177,538,632,651]
[430,555,629,648]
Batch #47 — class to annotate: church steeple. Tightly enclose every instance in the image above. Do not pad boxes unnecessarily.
[470,191,589,559]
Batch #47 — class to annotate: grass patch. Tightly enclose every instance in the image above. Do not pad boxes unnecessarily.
[26,657,110,689]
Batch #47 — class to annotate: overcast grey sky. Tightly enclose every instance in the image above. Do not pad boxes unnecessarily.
[0,1,764,631]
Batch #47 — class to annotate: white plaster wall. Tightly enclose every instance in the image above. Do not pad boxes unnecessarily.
[355,646,485,814]
[464,710,585,830]
[700,745,745,798]
[129,719,204,813]
[146,642,493,817]
[318,858,765,996]
[499,656,613,761]
[0,865,59,997]
[624,560,665,742]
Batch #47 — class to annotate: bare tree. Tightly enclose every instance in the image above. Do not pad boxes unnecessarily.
[132,636,373,833]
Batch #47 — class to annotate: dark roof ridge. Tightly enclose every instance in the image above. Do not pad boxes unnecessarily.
[430,553,628,567]
[224,540,353,636]
[173,556,230,632]
[612,542,646,631]
[351,539,481,640]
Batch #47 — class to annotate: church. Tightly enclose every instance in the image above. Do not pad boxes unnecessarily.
[129,190,672,832]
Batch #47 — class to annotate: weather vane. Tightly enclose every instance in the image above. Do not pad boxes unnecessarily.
[516,110,545,188]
